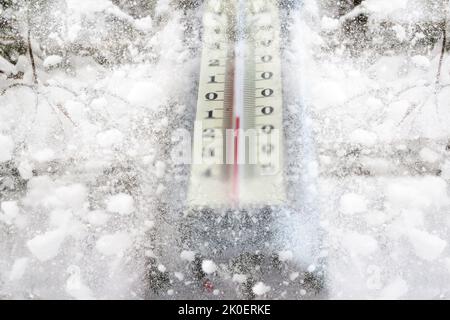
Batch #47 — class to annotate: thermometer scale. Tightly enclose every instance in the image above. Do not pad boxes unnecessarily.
[189,0,285,207]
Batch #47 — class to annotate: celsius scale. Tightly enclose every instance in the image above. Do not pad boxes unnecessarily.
[189,0,285,207]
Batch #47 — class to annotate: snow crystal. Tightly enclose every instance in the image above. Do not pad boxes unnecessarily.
[252,282,271,296]
[27,229,66,262]
[407,229,447,261]
[180,250,195,262]
[95,232,132,256]
[0,134,14,162]
[201,260,217,274]
[43,55,63,68]
[339,193,368,215]
[106,193,135,215]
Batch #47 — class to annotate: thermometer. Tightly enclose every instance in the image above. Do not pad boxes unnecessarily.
[189,0,285,208]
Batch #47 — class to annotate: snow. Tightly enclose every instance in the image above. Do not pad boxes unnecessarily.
[407,229,447,261]
[278,250,293,262]
[339,193,367,215]
[127,81,164,107]
[180,250,196,262]
[135,16,153,32]
[66,0,112,14]
[419,147,440,163]
[321,17,338,31]
[157,264,167,272]
[0,2,198,300]
[349,129,378,147]
[8,258,29,281]
[43,55,63,68]
[232,273,247,283]
[86,210,109,226]
[411,55,431,69]
[0,201,21,226]
[289,272,299,281]
[379,278,409,299]
[106,193,135,215]
[27,229,66,262]
[155,161,166,178]
[341,232,378,256]
[32,148,56,163]
[96,129,124,148]
[95,232,132,256]
[201,260,217,274]
[66,265,95,300]
[1,0,449,300]
[252,282,271,296]
[392,25,406,42]
[174,272,184,281]
[386,177,449,210]
[0,134,14,162]
[0,55,16,75]
[144,220,155,230]
[18,161,34,180]
[364,0,409,14]
[307,264,316,273]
